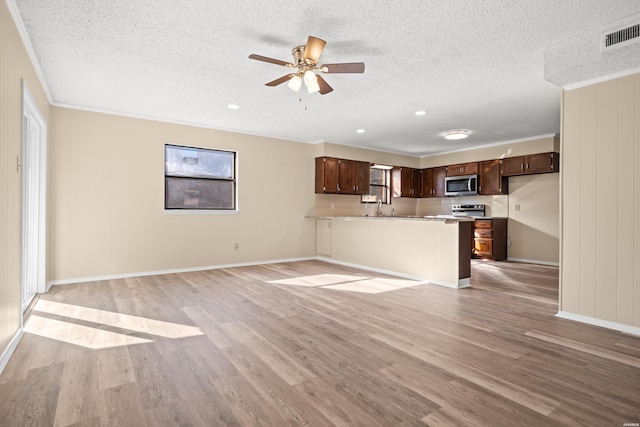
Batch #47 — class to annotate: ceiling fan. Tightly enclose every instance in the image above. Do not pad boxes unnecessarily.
[249,36,365,95]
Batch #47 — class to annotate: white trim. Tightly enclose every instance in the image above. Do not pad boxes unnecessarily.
[556,311,640,337]
[0,329,24,376]
[5,0,53,104]
[562,66,640,91]
[317,256,469,289]
[163,209,239,215]
[507,257,559,267]
[21,81,48,300]
[47,257,317,286]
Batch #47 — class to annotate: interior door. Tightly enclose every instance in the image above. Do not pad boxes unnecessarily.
[21,82,47,312]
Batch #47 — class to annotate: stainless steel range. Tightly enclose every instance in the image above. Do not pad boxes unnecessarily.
[452,204,486,217]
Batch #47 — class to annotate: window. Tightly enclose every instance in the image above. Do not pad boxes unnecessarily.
[362,164,392,203]
[164,144,236,210]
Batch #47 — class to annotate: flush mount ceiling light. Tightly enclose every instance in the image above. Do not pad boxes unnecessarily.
[227,104,240,110]
[356,129,366,133]
[415,110,427,116]
[443,129,471,140]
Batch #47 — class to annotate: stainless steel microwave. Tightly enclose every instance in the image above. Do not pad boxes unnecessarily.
[445,174,478,196]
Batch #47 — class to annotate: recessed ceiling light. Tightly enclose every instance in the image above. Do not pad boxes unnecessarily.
[227,104,240,110]
[443,129,471,140]
[415,110,427,116]
[356,129,366,133]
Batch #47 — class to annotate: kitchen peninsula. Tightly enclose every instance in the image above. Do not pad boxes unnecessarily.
[315,216,474,288]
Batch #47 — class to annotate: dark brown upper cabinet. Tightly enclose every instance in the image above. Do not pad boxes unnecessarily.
[420,168,433,197]
[501,152,559,176]
[433,166,447,197]
[392,167,421,198]
[446,162,479,177]
[315,157,370,195]
[479,159,508,195]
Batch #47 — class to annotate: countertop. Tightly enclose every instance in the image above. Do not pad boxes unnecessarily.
[309,215,476,222]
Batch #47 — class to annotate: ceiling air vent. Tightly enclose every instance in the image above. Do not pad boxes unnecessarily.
[603,23,640,50]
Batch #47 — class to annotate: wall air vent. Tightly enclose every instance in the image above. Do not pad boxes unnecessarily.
[603,23,640,50]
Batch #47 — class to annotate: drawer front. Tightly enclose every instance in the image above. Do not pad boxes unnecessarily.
[474,229,493,238]
[474,219,492,229]
[474,238,493,256]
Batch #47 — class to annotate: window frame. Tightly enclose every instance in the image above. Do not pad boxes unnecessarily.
[164,143,238,213]
[362,164,392,204]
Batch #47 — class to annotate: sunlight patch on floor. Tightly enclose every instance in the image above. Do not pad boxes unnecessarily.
[33,299,204,339]
[24,299,205,349]
[268,274,422,294]
[25,314,153,350]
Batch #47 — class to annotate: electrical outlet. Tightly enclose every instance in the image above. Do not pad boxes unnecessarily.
[331,204,335,210]
[515,204,521,211]
[233,242,240,250]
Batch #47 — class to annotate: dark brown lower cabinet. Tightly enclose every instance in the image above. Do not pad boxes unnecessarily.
[473,218,507,261]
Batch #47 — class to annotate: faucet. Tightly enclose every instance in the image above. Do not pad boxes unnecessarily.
[377,199,383,216]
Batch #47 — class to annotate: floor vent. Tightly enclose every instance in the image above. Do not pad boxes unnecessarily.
[604,23,640,49]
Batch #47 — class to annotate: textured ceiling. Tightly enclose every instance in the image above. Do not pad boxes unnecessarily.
[11,0,640,156]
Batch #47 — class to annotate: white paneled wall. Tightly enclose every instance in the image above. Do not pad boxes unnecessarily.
[561,73,640,328]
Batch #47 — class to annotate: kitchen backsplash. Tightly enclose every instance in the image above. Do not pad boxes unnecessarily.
[417,195,508,217]
[315,193,508,217]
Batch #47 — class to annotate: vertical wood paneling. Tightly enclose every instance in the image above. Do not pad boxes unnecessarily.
[560,88,582,314]
[579,85,598,317]
[562,71,640,329]
[617,75,635,326]
[595,80,619,322]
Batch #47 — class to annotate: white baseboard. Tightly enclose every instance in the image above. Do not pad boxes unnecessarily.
[556,311,640,337]
[507,257,559,267]
[316,257,468,289]
[47,257,316,286]
[0,328,24,376]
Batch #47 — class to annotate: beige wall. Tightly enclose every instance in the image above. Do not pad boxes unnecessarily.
[49,108,317,282]
[561,73,640,328]
[1,0,51,363]
[507,173,560,263]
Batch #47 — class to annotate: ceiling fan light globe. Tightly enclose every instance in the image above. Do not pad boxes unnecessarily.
[306,78,321,94]
[303,70,316,84]
[287,75,302,92]
[307,82,320,93]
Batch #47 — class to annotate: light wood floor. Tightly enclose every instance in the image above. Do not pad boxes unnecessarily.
[1,260,639,426]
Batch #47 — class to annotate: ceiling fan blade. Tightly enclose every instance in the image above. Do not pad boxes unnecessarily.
[320,62,365,73]
[265,74,295,87]
[249,54,293,67]
[303,36,326,63]
[316,75,333,95]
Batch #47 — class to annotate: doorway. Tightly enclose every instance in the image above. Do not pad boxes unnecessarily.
[21,81,47,313]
